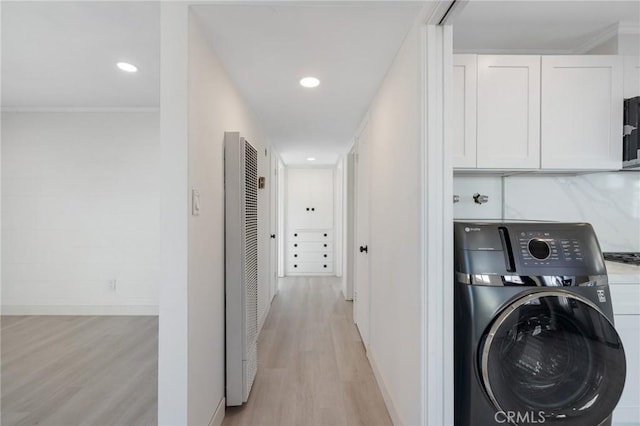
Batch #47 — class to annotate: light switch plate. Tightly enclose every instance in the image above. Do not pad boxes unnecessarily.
[192,189,200,216]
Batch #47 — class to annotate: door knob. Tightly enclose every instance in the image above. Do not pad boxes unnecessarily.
[270,234,276,239]
[359,245,368,253]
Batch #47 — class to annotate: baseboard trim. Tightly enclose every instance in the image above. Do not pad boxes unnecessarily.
[209,397,225,426]
[367,350,403,426]
[1,305,159,316]
[258,302,271,335]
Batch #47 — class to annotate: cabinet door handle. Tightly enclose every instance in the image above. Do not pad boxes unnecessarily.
[359,245,368,253]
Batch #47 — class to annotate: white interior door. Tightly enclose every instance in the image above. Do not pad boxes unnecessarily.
[354,124,371,347]
[277,161,286,277]
[270,152,279,295]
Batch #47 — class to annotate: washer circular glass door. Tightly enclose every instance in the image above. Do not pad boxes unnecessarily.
[480,291,626,426]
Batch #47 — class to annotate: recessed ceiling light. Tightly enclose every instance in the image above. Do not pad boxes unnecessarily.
[307,157,316,161]
[117,62,138,73]
[300,77,320,88]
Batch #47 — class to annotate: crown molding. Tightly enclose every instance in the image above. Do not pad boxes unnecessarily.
[619,22,640,35]
[453,48,575,55]
[1,106,160,113]
[574,22,640,54]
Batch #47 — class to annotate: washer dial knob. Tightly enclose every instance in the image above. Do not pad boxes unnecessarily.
[528,239,551,260]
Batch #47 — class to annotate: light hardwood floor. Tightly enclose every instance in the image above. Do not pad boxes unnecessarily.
[223,276,392,426]
[1,277,389,426]
[1,315,158,426]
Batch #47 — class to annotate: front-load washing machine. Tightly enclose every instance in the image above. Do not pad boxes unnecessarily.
[454,222,626,426]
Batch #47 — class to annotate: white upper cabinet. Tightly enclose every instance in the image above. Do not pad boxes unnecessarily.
[541,56,623,170]
[477,55,541,169]
[624,56,640,99]
[286,168,334,230]
[453,54,478,168]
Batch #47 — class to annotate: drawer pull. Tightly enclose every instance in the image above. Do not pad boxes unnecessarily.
[324,265,327,268]
[324,254,327,258]
[324,244,327,247]
[294,254,298,257]
[294,265,298,268]
[324,233,327,237]
[294,233,298,237]
[294,244,298,247]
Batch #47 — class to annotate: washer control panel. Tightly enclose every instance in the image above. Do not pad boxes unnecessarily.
[454,222,606,275]
[517,230,584,266]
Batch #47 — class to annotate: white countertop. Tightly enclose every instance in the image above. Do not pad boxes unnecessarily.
[606,261,640,284]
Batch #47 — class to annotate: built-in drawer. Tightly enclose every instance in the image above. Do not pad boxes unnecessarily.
[287,262,334,274]
[289,230,333,242]
[288,251,333,262]
[289,241,334,252]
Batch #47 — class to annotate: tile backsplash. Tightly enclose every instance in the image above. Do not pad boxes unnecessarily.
[454,172,640,252]
[504,172,640,252]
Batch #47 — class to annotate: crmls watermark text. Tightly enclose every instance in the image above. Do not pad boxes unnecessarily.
[494,411,546,424]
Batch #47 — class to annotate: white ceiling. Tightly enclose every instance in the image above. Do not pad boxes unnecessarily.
[1,1,160,108]
[192,3,425,165]
[453,0,640,53]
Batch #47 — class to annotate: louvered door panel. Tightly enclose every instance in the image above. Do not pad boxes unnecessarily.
[224,132,258,406]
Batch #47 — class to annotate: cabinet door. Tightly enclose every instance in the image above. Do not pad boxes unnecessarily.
[612,314,640,424]
[610,283,639,424]
[624,56,640,99]
[453,54,477,168]
[541,55,623,170]
[286,168,312,229]
[309,168,334,229]
[477,55,541,169]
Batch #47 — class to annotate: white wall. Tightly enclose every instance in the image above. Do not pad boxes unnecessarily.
[364,22,423,425]
[159,4,189,423]
[185,11,271,426]
[1,111,160,315]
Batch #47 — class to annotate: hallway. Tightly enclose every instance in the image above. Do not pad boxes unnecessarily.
[223,277,391,426]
